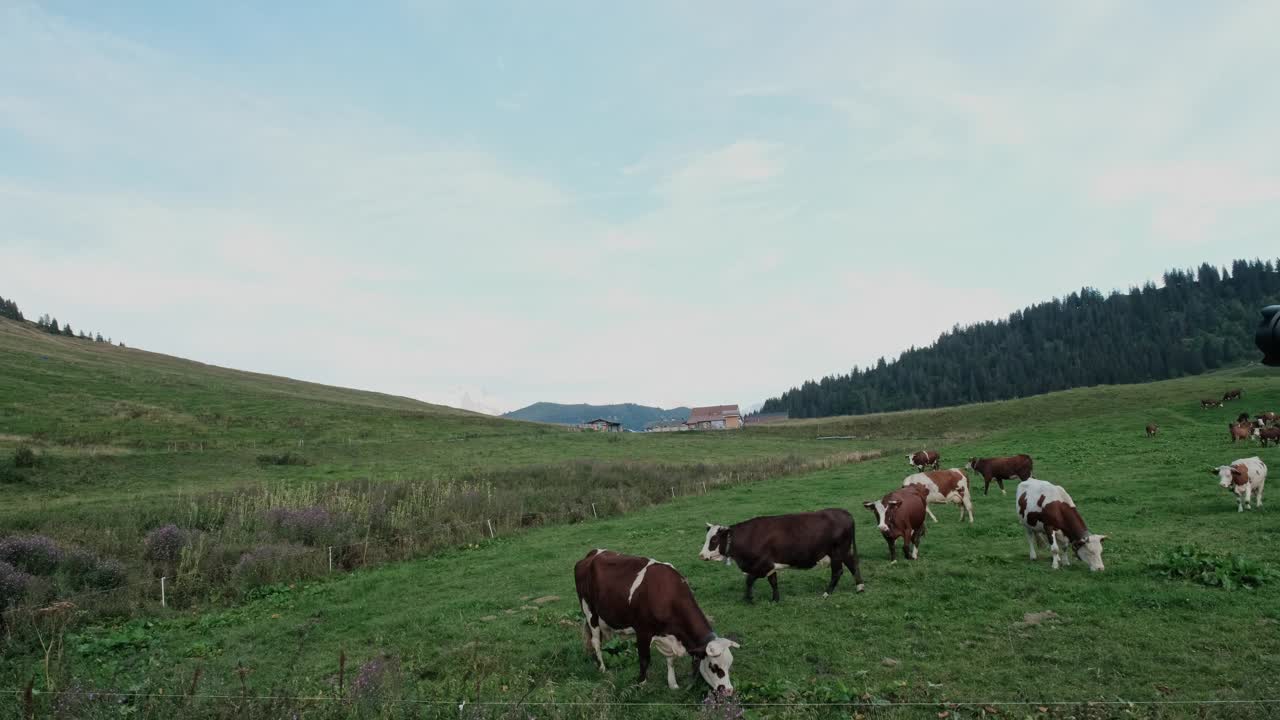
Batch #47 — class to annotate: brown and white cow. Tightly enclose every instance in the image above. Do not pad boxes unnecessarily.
[1256,426,1280,447]
[1016,479,1107,571]
[1223,388,1243,402]
[1209,457,1267,513]
[863,485,929,562]
[1145,423,1158,437]
[574,549,740,691]
[1229,422,1253,443]
[1201,398,1223,409]
[906,450,941,471]
[903,469,973,523]
[699,509,864,602]
[966,454,1033,496]
[1256,411,1278,426]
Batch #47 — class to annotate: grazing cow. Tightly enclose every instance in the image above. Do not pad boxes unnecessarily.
[903,469,974,523]
[966,454,1034,496]
[1016,479,1107,572]
[864,485,929,562]
[1257,411,1278,425]
[906,450,941,471]
[1253,426,1280,447]
[699,510,864,602]
[574,549,740,691]
[1229,422,1253,443]
[1223,388,1243,402]
[1209,457,1267,513]
[1201,398,1223,409]
[1145,423,1158,437]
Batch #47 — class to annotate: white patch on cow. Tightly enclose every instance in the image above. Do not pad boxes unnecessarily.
[651,635,687,690]
[628,560,656,604]
[866,501,889,534]
[700,638,740,693]
[766,563,789,576]
[699,524,725,561]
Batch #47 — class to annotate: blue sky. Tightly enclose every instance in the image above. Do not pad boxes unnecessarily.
[3,2,1279,413]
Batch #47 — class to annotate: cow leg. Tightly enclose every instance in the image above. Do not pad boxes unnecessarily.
[1055,531,1071,566]
[925,506,939,523]
[843,542,866,592]
[983,477,991,496]
[589,618,607,672]
[1025,528,1037,560]
[1048,531,1062,569]
[910,524,926,560]
[635,631,653,685]
[963,494,975,523]
[1257,483,1264,507]
[1237,492,1245,513]
[1245,486,1254,510]
[767,572,780,602]
[885,536,897,563]
[824,553,844,597]
[743,574,757,603]
[997,478,1006,496]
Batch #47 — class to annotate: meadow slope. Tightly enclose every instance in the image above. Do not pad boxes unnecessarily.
[4,364,1278,718]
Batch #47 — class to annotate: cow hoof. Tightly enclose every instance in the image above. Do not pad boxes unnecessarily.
[821,592,829,599]
[855,583,866,593]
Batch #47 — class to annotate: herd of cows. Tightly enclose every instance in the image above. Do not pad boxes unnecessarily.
[571,390,1275,694]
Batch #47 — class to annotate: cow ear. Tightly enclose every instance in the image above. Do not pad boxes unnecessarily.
[862,501,875,509]
[1208,467,1220,475]
[706,522,714,528]
[1097,535,1109,543]
[726,639,741,649]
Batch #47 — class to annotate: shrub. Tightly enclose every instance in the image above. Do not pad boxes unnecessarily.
[12,445,37,468]
[256,453,309,467]
[0,560,31,608]
[0,466,25,484]
[143,525,188,566]
[1153,545,1274,590]
[266,506,337,546]
[64,548,128,591]
[0,534,64,575]
[233,543,312,588]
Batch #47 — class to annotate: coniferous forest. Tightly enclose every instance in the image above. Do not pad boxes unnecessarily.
[762,259,1280,419]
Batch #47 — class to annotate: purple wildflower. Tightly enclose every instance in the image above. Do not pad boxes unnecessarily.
[0,560,31,608]
[0,534,64,574]
[143,525,187,565]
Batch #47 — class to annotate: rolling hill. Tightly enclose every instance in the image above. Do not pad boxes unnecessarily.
[503,401,691,430]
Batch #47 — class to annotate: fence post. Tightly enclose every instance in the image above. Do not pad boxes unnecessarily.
[701,481,707,495]
[591,502,598,519]
[486,519,495,538]
[670,487,676,498]
[328,546,334,573]
[160,576,167,608]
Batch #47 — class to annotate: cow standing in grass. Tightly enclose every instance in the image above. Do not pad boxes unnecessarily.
[1256,426,1280,447]
[1202,398,1223,409]
[1016,479,1107,572]
[1210,457,1267,513]
[699,510,865,602]
[1229,422,1253,443]
[1223,388,1243,402]
[902,469,973,523]
[574,549,740,691]
[967,454,1033,495]
[907,450,941,471]
[864,485,929,562]
[1145,423,1158,437]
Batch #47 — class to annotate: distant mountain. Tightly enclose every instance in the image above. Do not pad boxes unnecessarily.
[503,402,691,431]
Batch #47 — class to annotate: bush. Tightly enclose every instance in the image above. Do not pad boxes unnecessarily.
[0,560,31,608]
[63,548,128,591]
[265,506,339,546]
[0,534,64,574]
[233,543,312,588]
[0,466,25,484]
[12,445,37,468]
[1153,545,1274,590]
[256,453,309,467]
[143,524,188,566]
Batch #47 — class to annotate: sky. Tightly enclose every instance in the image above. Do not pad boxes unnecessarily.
[3,2,1279,415]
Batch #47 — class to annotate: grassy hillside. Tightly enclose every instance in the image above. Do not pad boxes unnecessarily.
[3,358,1277,717]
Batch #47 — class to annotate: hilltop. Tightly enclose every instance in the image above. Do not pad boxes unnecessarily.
[503,401,691,430]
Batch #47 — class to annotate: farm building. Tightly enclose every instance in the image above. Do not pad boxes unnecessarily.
[581,418,623,432]
[685,405,742,430]
[644,419,689,432]
[744,411,789,426]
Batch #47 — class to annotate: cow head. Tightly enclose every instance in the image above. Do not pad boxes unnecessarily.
[1210,465,1246,491]
[1071,534,1107,572]
[863,499,898,534]
[965,457,978,471]
[905,454,916,466]
[700,523,732,563]
[695,637,740,693]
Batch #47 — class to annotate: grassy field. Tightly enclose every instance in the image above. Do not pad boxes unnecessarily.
[3,314,1279,718]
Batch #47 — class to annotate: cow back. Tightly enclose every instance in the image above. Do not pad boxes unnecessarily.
[731,509,854,568]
